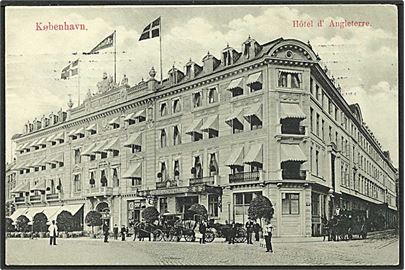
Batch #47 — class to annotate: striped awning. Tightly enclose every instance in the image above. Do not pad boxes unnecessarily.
[85,123,97,132]
[54,132,65,141]
[8,207,29,220]
[225,146,244,167]
[280,103,306,119]
[49,153,64,163]
[36,138,46,146]
[49,204,84,221]
[226,78,243,91]
[281,144,307,162]
[225,107,244,126]
[75,127,85,135]
[122,163,142,179]
[246,72,262,85]
[244,144,263,164]
[185,118,203,135]
[28,139,39,148]
[123,132,142,147]
[31,180,46,191]
[124,112,135,122]
[201,115,219,132]
[68,129,77,137]
[108,117,120,126]
[92,141,108,153]
[11,182,30,193]
[278,69,302,74]
[104,138,119,151]
[243,104,262,122]
[46,134,56,142]
[134,109,146,119]
[30,157,46,168]
[81,143,97,156]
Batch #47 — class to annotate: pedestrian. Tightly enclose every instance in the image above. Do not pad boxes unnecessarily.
[245,217,254,244]
[195,222,203,244]
[321,216,329,241]
[48,220,58,246]
[264,222,273,253]
[133,222,139,241]
[199,220,207,244]
[228,222,236,244]
[253,220,261,241]
[223,220,230,243]
[121,225,126,241]
[102,221,109,243]
[113,224,119,240]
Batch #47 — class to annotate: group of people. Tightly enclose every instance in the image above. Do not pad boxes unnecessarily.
[245,218,274,253]
[102,221,127,243]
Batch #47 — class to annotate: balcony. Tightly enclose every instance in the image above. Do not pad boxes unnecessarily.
[229,171,261,184]
[30,195,44,203]
[281,119,306,135]
[156,179,178,189]
[85,186,113,197]
[46,193,61,201]
[282,170,307,180]
[14,196,27,205]
[189,176,216,186]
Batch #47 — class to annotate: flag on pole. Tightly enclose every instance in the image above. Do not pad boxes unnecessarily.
[61,59,79,80]
[139,17,160,41]
[87,32,114,54]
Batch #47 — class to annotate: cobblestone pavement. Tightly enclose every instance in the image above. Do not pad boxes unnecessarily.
[5,231,399,266]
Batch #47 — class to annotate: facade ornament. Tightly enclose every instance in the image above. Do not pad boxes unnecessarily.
[67,94,73,109]
[324,65,328,74]
[121,74,129,87]
[149,67,156,79]
[86,89,92,100]
[307,40,312,49]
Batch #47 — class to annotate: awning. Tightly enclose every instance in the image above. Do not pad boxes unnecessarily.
[75,127,85,135]
[225,107,244,126]
[85,123,97,132]
[243,104,262,122]
[11,182,30,193]
[54,132,65,141]
[68,129,77,137]
[50,153,64,163]
[92,141,108,153]
[225,146,244,167]
[104,138,119,151]
[81,143,97,156]
[281,144,307,162]
[246,72,263,85]
[36,138,46,146]
[46,134,56,142]
[244,144,263,164]
[134,109,146,119]
[278,69,302,74]
[185,118,203,135]
[8,207,29,220]
[124,112,135,122]
[226,78,243,91]
[49,204,84,221]
[24,207,48,221]
[201,115,219,132]
[31,157,47,168]
[20,143,29,150]
[28,139,39,148]
[42,206,63,221]
[31,180,46,191]
[27,159,40,168]
[122,163,142,179]
[15,144,23,152]
[280,103,306,119]
[108,117,120,126]
[123,132,142,147]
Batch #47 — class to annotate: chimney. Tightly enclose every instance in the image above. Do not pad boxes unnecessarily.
[147,67,158,92]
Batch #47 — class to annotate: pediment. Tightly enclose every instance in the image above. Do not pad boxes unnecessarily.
[268,40,317,61]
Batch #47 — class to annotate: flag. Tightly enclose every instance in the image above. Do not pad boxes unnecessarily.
[139,17,160,41]
[61,59,79,80]
[88,32,114,54]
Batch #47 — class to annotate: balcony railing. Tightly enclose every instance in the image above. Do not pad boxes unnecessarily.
[85,186,113,197]
[156,180,178,189]
[189,176,215,186]
[30,195,43,203]
[281,126,306,135]
[229,171,261,184]
[46,193,60,201]
[15,196,26,204]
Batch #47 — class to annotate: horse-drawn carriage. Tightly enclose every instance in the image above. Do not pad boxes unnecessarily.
[208,221,247,243]
[328,210,368,241]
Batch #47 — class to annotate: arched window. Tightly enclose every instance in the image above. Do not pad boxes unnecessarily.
[160,129,167,148]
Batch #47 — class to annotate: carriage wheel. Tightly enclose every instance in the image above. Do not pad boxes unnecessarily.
[361,232,367,239]
[153,229,163,241]
[184,233,195,242]
[235,228,246,243]
[204,231,215,243]
[163,231,173,241]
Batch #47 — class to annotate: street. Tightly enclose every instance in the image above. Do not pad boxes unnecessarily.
[5,230,399,266]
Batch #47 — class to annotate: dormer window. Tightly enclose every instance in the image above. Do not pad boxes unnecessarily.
[192,92,202,108]
[160,103,168,116]
[208,87,218,104]
[223,50,232,66]
[278,70,302,89]
[173,99,181,113]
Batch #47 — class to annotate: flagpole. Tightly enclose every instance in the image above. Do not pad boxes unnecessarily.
[114,30,117,84]
[78,59,81,106]
[159,17,163,83]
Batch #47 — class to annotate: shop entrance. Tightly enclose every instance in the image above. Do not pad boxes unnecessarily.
[176,196,198,219]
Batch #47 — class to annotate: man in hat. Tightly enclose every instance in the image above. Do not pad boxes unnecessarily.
[48,220,58,246]
[264,222,273,253]
[245,217,254,244]
[102,221,109,243]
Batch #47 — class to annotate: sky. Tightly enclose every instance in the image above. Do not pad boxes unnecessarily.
[5,5,399,166]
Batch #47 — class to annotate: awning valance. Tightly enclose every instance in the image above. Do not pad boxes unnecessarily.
[225,107,244,126]
[244,144,263,164]
[81,143,97,156]
[11,182,30,193]
[201,115,219,132]
[280,103,306,119]
[104,138,119,151]
[243,104,262,122]
[246,72,263,85]
[278,69,302,75]
[8,208,29,220]
[122,163,142,179]
[108,117,120,126]
[225,146,244,167]
[281,144,307,162]
[124,132,142,147]
[85,123,97,132]
[226,78,243,91]
[185,118,203,135]
[31,180,46,191]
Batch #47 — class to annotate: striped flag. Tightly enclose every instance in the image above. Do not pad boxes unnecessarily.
[139,17,160,41]
[61,59,79,80]
[87,32,114,54]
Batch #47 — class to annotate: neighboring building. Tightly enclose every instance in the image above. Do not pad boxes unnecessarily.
[6,37,398,237]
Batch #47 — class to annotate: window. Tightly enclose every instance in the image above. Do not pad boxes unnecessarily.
[74,149,81,164]
[328,100,333,115]
[208,129,219,138]
[310,78,313,95]
[173,160,180,180]
[310,107,314,133]
[315,85,320,100]
[193,156,203,178]
[208,87,218,104]
[209,153,219,176]
[160,103,168,116]
[160,129,167,148]
[159,198,168,214]
[160,162,168,181]
[282,193,300,215]
[101,152,107,159]
[100,170,108,187]
[250,116,262,130]
[112,168,119,187]
[315,150,319,176]
[51,163,56,169]
[131,145,141,153]
[112,150,119,157]
[173,126,181,145]
[310,146,313,172]
[278,71,302,89]
[316,113,320,136]
[192,131,203,142]
[73,174,81,192]
[90,154,96,161]
[329,126,333,143]
[335,107,339,122]
[208,194,219,217]
[192,92,202,108]
[232,119,244,134]
[234,192,262,216]
[173,99,181,113]
[311,193,320,217]
[321,120,325,141]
